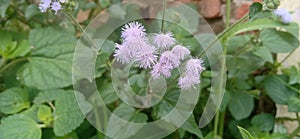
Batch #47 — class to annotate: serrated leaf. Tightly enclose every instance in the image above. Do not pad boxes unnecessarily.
[237,126,254,139]
[253,46,273,63]
[105,103,148,139]
[222,19,298,42]
[180,115,203,138]
[97,79,118,104]
[18,27,76,90]
[37,105,52,125]
[249,2,263,21]
[0,88,30,114]
[264,75,297,104]
[287,97,300,112]
[7,40,31,59]
[33,89,62,105]
[0,0,10,17]
[54,90,92,136]
[260,29,299,53]
[25,4,40,19]
[20,57,73,90]
[228,91,254,120]
[0,114,42,139]
[251,113,274,131]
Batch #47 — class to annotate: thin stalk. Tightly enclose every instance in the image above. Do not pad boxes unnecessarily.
[198,15,248,57]
[0,57,6,69]
[161,0,167,32]
[219,111,226,137]
[214,0,231,137]
[62,10,98,52]
[289,113,300,138]
[0,57,28,73]
[278,49,296,66]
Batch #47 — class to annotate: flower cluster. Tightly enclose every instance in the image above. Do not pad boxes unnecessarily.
[39,0,67,14]
[274,8,292,24]
[114,22,205,90]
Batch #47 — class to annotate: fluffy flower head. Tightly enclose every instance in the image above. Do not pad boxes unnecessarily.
[135,46,157,69]
[185,58,205,76]
[114,44,131,64]
[172,45,190,60]
[121,22,146,40]
[153,32,176,49]
[151,62,173,78]
[39,0,52,12]
[51,2,61,14]
[274,8,292,24]
[178,76,200,90]
[160,51,180,68]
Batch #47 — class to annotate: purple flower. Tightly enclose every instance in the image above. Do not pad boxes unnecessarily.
[114,44,131,64]
[178,58,205,90]
[178,76,200,90]
[185,58,205,77]
[160,51,180,68]
[151,51,180,78]
[153,32,176,49]
[151,62,173,78]
[123,37,148,54]
[121,22,146,40]
[274,8,292,24]
[135,46,157,69]
[172,45,190,60]
[51,2,61,14]
[39,0,52,12]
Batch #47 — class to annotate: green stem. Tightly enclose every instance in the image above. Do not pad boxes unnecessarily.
[214,0,231,138]
[93,102,104,139]
[278,49,296,66]
[62,10,98,52]
[214,111,220,136]
[219,111,226,137]
[289,113,300,138]
[0,57,28,73]
[161,0,167,32]
[0,57,6,69]
[198,15,248,57]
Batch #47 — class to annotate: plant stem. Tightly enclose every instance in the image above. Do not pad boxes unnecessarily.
[62,10,98,52]
[161,0,167,32]
[214,0,231,138]
[289,113,300,138]
[0,57,28,73]
[278,49,296,66]
[198,15,248,58]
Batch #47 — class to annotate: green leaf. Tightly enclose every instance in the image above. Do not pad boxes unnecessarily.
[106,103,148,139]
[33,89,62,105]
[97,79,118,104]
[223,19,298,42]
[19,57,73,90]
[7,40,31,59]
[253,46,273,63]
[287,97,300,112]
[54,90,92,136]
[152,90,179,119]
[249,2,263,21]
[99,0,111,8]
[37,105,53,126]
[25,5,40,19]
[19,27,76,90]
[0,114,42,139]
[260,29,299,53]
[289,66,300,84]
[180,115,203,138]
[0,0,10,17]
[264,75,298,104]
[237,126,254,139]
[228,91,254,120]
[251,113,274,131]
[0,88,30,114]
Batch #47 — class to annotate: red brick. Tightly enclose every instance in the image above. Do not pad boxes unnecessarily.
[199,0,222,19]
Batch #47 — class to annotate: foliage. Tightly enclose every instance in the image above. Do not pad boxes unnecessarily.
[0,0,299,139]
